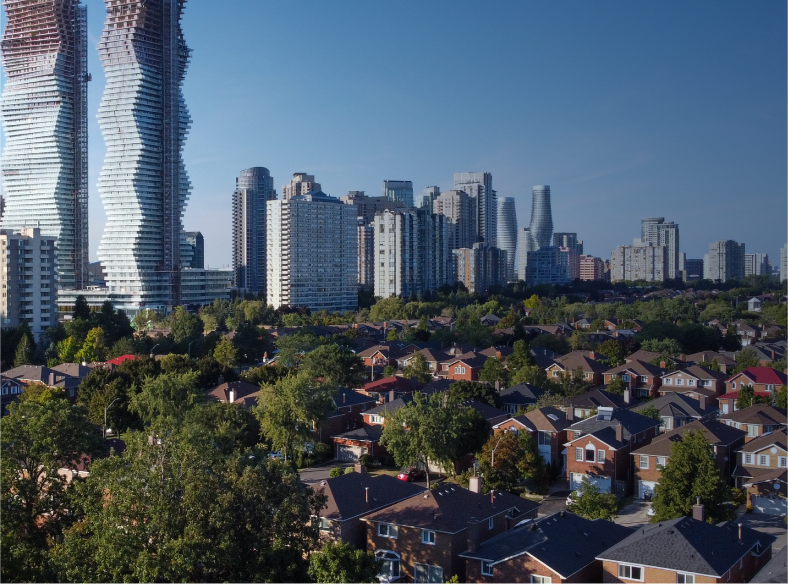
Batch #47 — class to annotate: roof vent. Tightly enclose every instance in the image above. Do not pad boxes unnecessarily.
[423,494,428,498]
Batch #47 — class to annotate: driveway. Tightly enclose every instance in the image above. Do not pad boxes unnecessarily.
[299,460,353,484]
[735,511,788,550]
[615,500,652,529]
[538,490,569,516]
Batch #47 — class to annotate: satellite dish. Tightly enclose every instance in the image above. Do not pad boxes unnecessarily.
[774,483,781,490]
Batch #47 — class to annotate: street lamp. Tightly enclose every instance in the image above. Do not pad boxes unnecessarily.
[104,397,120,441]
[188,338,199,359]
[149,343,160,359]
[490,434,506,469]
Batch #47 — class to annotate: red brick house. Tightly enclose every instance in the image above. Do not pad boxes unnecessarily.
[564,388,638,420]
[546,350,608,386]
[460,511,633,583]
[397,348,450,375]
[719,404,788,442]
[315,388,380,444]
[331,425,386,462]
[724,367,787,395]
[716,390,773,416]
[732,428,788,516]
[440,353,488,381]
[658,365,728,404]
[602,360,667,398]
[358,345,402,370]
[565,406,661,497]
[631,419,746,498]
[494,406,571,470]
[358,376,423,402]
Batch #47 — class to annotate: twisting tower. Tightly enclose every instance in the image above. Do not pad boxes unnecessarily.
[1,0,90,290]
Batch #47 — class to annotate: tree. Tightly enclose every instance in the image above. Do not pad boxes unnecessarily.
[386,328,399,341]
[733,348,760,374]
[638,404,662,421]
[1,394,102,582]
[75,326,106,364]
[596,339,624,367]
[242,362,291,387]
[214,337,239,369]
[735,384,769,409]
[72,294,91,320]
[554,367,592,398]
[524,294,540,309]
[567,477,619,521]
[301,344,367,387]
[477,431,547,493]
[478,357,510,387]
[775,385,787,410]
[606,375,626,395]
[308,541,380,583]
[129,371,207,426]
[650,430,732,524]
[57,336,78,364]
[383,365,396,378]
[159,353,195,375]
[402,351,432,384]
[168,306,203,351]
[507,340,534,373]
[640,338,684,355]
[14,333,33,366]
[589,318,607,332]
[448,380,499,407]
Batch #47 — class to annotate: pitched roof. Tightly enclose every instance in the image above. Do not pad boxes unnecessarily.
[551,351,608,374]
[493,415,537,432]
[206,381,260,407]
[751,545,788,584]
[604,359,667,377]
[596,517,775,577]
[737,428,788,454]
[568,408,661,449]
[730,367,788,386]
[632,419,746,457]
[624,350,661,363]
[525,406,571,431]
[742,468,788,487]
[461,399,508,422]
[443,352,489,369]
[50,363,93,378]
[460,512,633,579]
[568,388,636,410]
[361,375,422,394]
[333,387,378,409]
[1,365,79,388]
[683,351,737,366]
[105,354,137,366]
[634,393,718,419]
[314,472,426,521]
[361,484,539,533]
[499,383,545,405]
[332,425,384,442]
[663,365,728,381]
[719,404,788,427]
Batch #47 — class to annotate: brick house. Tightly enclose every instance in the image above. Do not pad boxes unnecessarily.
[631,419,746,499]
[313,470,426,549]
[316,388,380,444]
[460,511,633,583]
[597,512,775,583]
[679,351,737,374]
[732,428,788,515]
[545,350,608,386]
[362,481,540,583]
[565,406,661,497]
[719,404,788,442]
[716,390,772,416]
[1,364,81,398]
[1,375,24,416]
[494,406,571,470]
[440,353,488,382]
[331,425,386,462]
[462,399,510,428]
[397,348,450,375]
[658,365,728,404]
[564,388,638,420]
[724,367,787,395]
[497,383,545,414]
[602,360,667,398]
[633,393,719,433]
[206,380,261,407]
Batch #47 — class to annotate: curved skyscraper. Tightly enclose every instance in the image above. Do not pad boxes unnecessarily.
[497,197,518,281]
[232,167,277,294]
[1,0,89,290]
[529,185,553,249]
[97,0,192,308]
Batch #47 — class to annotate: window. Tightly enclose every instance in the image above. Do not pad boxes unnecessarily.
[758,455,770,466]
[618,564,644,581]
[421,529,436,545]
[369,415,384,424]
[677,573,695,583]
[640,376,649,383]
[414,563,443,583]
[779,457,787,468]
[722,403,729,414]
[657,456,667,468]
[455,366,466,374]
[664,378,672,385]
[676,378,684,385]
[575,447,583,461]
[318,517,331,532]
[640,455,649,469]
[376,550,400,580]
[552,370,560,377]
[530,576,552,583]
[481,561,494,577]
[378,523,398,539]
[488,516,494,530]
[597,449,605,462]
[747,425,758,437]
[687,379,695,386]
[731,382,736,390]
[538,431,551,445]
[585,444,596,462]
[744,453,753,465]
[622,374,630,382]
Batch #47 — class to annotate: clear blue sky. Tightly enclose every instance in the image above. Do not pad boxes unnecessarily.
[2,1,786,269]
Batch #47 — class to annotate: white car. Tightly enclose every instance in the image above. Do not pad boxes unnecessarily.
[566,490,583,505]
[647,505,656,517]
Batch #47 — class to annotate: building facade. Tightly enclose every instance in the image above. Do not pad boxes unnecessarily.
[267,192,358,313]
[454,172,497,247]
[282,172,320,201]
[340,191,398,225]
[1,228,58,335]
[518,185,554,278]
[454,244,507,295]
[373,209,434,299]
[781,243,787,283]
[579,255,606,281]
[433,190,478,252]
[231,167,277,294]
[553,232,583,254]
[611,242,667,282]
[184,231,203,269]
[744,253,771,277]
[497,197,518,282]
[704,240,745,282]
[559,246,580,280]
[357,219,375,289]
[419,186,440,212]
[525,246,570,286]
[382,180,414,208]
[1,0,89,291]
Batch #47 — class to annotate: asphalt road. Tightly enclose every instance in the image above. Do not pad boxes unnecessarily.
[538,490,570,516]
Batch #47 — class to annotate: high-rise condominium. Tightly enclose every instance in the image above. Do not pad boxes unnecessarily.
[383,180,414,208]
[340,191,398,225]
[454,172,497,246]
[433,190,477,252]
[579,255,606,281]
[639,217,679,279]
[232,168,277,294]
[781,244,787,283]
[497,197,518,282]
[553,233,583,255]
[282,173,321,201]
[184,231,204,269]
[97,0,193,308]
[374,208,434,299]
[744,253,770,277]
[703,240,745,282]
[519,185,558,282]
[1,0,89,290]
[420,186,440,212]
[453,244,507,295]
[610,242,667,282]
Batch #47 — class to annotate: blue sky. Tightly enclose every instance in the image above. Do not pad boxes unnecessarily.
[2,1,786,269]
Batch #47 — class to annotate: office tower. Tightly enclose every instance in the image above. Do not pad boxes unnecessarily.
[1,228,58,336]
[640,217,665,243]
[1,0,89,291]
[357,219,374,289]
[433,190,477,251]
[282,173,321,201]
[374,208,434,299]
[184,231,204,269]
[267,191,357,312]
[97,0,193,309]
[231,167,276,294]
[559,247,580,280]
[744,253,771,277]
[453,244,507,295]
[703,240,745,283]
[553,233,583,255]
[382,180,414,208]
[454,172,496,246]
[497,197,518,282]
[420,186,440,212]
[639,218,679,279]
[579,255,606,281]
[431,213,452,288]
[340,191,398,224]
[610,242,667,282]
[683,258,704,281]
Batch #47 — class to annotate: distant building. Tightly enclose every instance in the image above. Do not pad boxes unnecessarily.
[497,197,518,282]
[781,243,787,282]
[433,190,478,251]
[267,191,357,312]
[340,191,398,224]
[559,246,580,280]
[282,173,321,201]
[525,246,570,286]
[373,208,434,299]
[639,218,679,280]
[382,180,414,208]
[681,256,704,281]
[419,186,440,212]
[518,185,554,278]
[454,172,497,246]
[611,242,667,282]
[357,219,374,289]
[744,253,771,277]
[232,167,277,294]
[453,243,507,295]
[87,261,105,286]
[184,232,204,269]
[579,254,606,281]
[553,232,583,255]
[704,240,745,282]
[1,228,58,336]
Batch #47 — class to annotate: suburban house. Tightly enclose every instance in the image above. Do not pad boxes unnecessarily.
[602,360,666,398]
[724,367,787,395]
[207,380,261,407]
[359,376,423,401]
[565,406,661,497]
[733,321,763,347]
[497,383,545,414]
[316,388,380,444]
[622,350,661,364]
[742,344,786,367]
[658,365,728,403]
[719,404,788,442]
[494,406,571,469]
[397,348,450,374]
[480,314,501,327]
[362,481,540,583]
[545,351,609,386]
[716,390,773,416]
[331,425,385,462]
[462,400,509,428]
[1,375,24,416]
[313,470,426,549]
[460,512,633,583]
[679,351,737,374]
[732,428,787,516]
[1,364,82,397]
[631,419,746,498]
[565,388,638,420]
[440,353,489,381]
[633,393,719,433]
[596,511,775,584]
[358,345,406,371]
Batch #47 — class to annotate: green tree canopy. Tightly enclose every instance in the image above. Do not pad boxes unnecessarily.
[733,347,760,374]
[478,357,510,387]
[506,339,535,373]
[477,431,547,493]
[75,326,106,364]
[214,337,239,369]
[308,541,380,583]
[129,370,207,426]
[448,380,500,407]
[402,351,432,384]
[606,375,626,395]
[596,339,625,367]
[168,306,203,351]
[301,344,367,387]
[567,477,619,521]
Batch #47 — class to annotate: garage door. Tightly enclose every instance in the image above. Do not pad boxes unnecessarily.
[638,481,658,500]
[752,495,787,516]
[570,473,612,493]
[336,444,366,462]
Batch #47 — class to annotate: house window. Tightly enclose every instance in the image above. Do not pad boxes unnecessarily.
[481,561,494,577]
[318,517,331,532]
[722,403,729,414]
[414,563,443,583]
[664,378,672,385]
[585,444,596,462]
[657,456,667,468]
[421,529,436,545]
[747,425,758,437]
[0,387,6,395]
[622,374,630,382]
[455,366,466,374]
[488,516,494,530]
[538,431,551,445]
[731,382,736,390]
[640,376,649,383]
[369,415,384,424]
[675,379,684,386]
[640,455,649,469]
[575,447,583,461]
[530,576,551,584]
[779,457,787,468]
[758,455,770,466]
[744,453,753,465]
[687,379,695,386]
[378,523,398,539]
[376,550,400,580]
[597,449,605,462]
[677,573,695,583]
[662,417,672,431]
[618,564,644,581]
[552,370,560,377]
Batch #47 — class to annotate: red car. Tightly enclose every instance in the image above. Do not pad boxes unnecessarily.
[397,467,426,482]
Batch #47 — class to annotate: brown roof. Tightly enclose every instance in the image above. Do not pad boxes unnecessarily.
[632,419,746,457]
[604,359,667,377]
[207,381,260,407]
[525,406,571,432]
[737,428,788,454]
[719,404,788,428]
[624,350,661,363]
[550,351,608,374]
[683,351,737,366]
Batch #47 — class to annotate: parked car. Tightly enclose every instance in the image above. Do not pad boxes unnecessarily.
[647,505,656,517]
[268,451,283,461]
[397,467,426,482]
[566,490,583,505]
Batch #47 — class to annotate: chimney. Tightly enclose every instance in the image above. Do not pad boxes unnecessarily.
[660,360,667,369]
[365,487,369,503]
[738,523,743,540]
[495,380,500,392]
[566,406,574,423]
[624,389,631,405]
[389,390,396,403]
[615,424,624,443]
[468,475,482,494]
[496,350,501,359]
[354,463,367,474]
[699,394,706,410]
[343,392,346,404]
[692,496,706,522]
[81,361,88,367]
[589,351,595,360]
[467,519,480,553]
[48,372,55,386]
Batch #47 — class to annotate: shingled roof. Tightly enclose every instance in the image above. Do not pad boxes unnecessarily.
[567,407,661,449]
[634,393,719,420]
[632,419,746,457]
[313,472,426,522]
[719,404,787,428]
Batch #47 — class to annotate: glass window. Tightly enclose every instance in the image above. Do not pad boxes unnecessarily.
[618,564,644,581]
[376,550,400,580]
[530,576,552,584]
[378,523,398,539]
[640,455,649,469]
[597,449,605,462]
[585,445,596,462]
[665,378,672,385]
[747,425,758,437]
[744,453,753,465]
[421,530,436,545]
[575,447,583,461]
[318,517,331,531]
[415,563,443,583]
[677,573,695,583]
[657,456,667,468]
[759,455,770,466]
[676,379,684,385]
[779,457,787,468]
[481,561,494,577]
[731,382,736,390]
[488,516,494,530]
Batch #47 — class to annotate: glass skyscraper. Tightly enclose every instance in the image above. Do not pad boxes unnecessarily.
[454,172,497,247]
[232,167,277,294]
[1,0,90,290]
[383,180,414,208]
[497,197,518,282]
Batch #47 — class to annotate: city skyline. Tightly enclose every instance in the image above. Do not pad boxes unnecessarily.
[1,1,786,269]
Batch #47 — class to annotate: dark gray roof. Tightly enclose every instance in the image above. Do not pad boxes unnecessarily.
[460,512,633,579]
[332,425,384,442]
[568,388,638,410]
[499,383,545,405]
[461,399,508,421]
[752,546,788,583]
[634,393,719,419]
[632,419,746,457]
[365,396,413,416]
[596,517,776,577]
[569,408,661,449]
[334,387,378,409]
[314,472,426,521]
